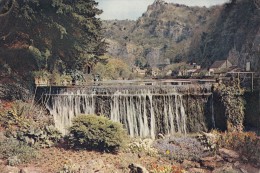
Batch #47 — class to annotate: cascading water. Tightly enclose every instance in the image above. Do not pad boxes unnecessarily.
[211,94,216,128]
[45,85,211,138]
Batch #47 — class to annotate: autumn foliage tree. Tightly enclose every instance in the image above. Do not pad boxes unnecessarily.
[0,0,106,75]
[93,57,132,80]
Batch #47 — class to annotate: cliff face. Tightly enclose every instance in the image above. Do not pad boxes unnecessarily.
[104,0,260,72]
[103,1,219,67]
[189,0,260,70]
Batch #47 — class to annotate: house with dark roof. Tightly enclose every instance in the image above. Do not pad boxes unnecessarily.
[209,60,232,76]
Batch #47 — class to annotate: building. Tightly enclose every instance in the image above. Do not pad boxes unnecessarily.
[133,67,147,76]
[209,60,232,76]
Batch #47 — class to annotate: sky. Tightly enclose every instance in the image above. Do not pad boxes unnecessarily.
[96,0,229,20]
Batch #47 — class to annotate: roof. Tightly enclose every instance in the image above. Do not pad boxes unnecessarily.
[193,69,203,73]
[210,60,229,69]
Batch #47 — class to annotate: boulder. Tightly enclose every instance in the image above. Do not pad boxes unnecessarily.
[233,162,260,173]
[212,164,241,173]
[20,167,43,173]
[0,166,20,173]
[200,155,224,169]
[182,159,200,168]
[219,148,240,162]
[128,163,149,173]
[196,132,218,151]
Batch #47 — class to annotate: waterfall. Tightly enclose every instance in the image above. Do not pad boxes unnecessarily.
[45,86,208,138]
[211,94,216,128]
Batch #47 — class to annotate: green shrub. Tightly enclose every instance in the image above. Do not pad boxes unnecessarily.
[15,125,62,148]
[0,138,38,166]
[68,114,127,153]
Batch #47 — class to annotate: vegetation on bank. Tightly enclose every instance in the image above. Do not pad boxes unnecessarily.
[219,131,260,167]
[0,0,106,89]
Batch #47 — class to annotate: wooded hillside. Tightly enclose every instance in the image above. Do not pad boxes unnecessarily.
[104,0,260,71]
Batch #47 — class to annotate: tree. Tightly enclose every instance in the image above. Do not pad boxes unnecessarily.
[93,57,132,80]
[0,0,106,75]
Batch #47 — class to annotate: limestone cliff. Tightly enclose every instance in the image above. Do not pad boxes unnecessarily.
[189,0,260,71]
[103,1,219,67]
[103,0,260,72]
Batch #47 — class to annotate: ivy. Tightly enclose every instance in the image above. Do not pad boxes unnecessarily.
[213,80,245,132]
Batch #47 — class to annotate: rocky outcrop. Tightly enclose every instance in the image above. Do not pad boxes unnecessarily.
[189,0,260,70]
[104,0,260,74]
[219,148,240,162]
[103,1,219,67]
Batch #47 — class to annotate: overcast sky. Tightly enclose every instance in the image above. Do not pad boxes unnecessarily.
[96,0,229,20]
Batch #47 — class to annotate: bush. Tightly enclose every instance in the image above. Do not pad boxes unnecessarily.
[127,138,158,156]
[218,131,260,166]
[0,138,38,166]
[68,114,127,153]
[0,100,53,130]
[14,125,62,148]
[0,101,62,148]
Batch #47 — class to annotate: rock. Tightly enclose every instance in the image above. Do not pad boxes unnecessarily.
[20,167,43,173]
[128,163,149,173]
[233,162,260,173]
[200,157,216,170]
[212,164,241,173]
[196,132,219,151]
[0,166,20,173]
[219,148,240,162]
[200,155,224,169]
[188,168,211,173]
[182,159,200,168]
[158,133,165,139]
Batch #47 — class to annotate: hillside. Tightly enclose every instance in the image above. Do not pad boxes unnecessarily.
[103,0,260,72]
[189,0,260,70]
[103,1,222,68]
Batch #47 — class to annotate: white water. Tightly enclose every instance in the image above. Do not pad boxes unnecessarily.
[46,88,188,139]
[211,94,216,128]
